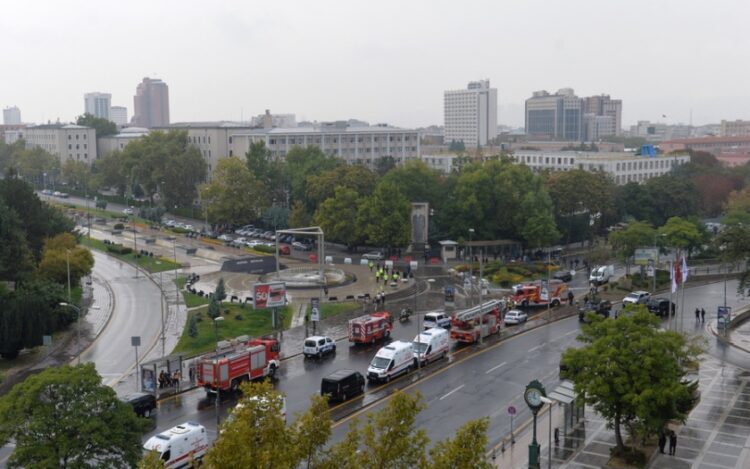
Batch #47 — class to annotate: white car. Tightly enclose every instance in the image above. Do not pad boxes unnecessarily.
[122,207,134,215]
[303,336,336,358]
[504,309,528,325]
[622,291,650,305]
[230,237,247,247]
[218,234,233,241]
[362,251,384,260]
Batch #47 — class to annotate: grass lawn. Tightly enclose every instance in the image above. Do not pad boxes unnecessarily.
[305,301,361,320]
[175,277,210,307]
[80,237,180,273]
[174,304,293,356]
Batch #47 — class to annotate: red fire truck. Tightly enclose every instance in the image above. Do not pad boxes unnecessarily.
[348,311,393,344]
[511,280,568,308]
[197,336,281,393]
[450,299,504,344]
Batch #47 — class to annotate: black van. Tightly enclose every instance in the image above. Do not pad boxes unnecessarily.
[122,392,157,417]
[321,370,365,402]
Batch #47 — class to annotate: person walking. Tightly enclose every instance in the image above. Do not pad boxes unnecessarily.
[658,432,666,454]
[375,270,380,284]
[368,261,374,272]
[701,307,706,323]
[668,431,677,455]
[695,307,700,322]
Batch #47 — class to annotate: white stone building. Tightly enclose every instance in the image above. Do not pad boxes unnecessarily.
[444,80,498,147]
[84,92,111,120]
[23,124,97,164]
[3,106,21,125]
[97,127,150,157]
[110,106,128,126]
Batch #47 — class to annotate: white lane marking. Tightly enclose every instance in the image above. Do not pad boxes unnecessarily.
[485,361,508,374]
[439,384,465,400]
[529,344,543,352]
[565,330,577,336]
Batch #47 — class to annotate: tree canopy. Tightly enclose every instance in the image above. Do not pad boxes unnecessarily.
[76,113,117,138]
[200,157,268,226]
[561,308,703,453]
[0,363,145,468]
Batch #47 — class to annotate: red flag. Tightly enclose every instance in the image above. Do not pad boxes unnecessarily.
[674,260,682,286]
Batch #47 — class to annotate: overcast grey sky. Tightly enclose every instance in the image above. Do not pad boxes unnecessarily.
[2,0,749,129]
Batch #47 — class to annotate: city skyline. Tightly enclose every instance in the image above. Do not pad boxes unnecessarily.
[2,0,749,129]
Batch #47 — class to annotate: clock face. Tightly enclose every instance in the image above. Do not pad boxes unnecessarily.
[525,388,542,407]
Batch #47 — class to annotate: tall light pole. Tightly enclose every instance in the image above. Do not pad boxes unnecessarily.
[468,228,475,306]
[213,316,225,426]
[414,277,435,369]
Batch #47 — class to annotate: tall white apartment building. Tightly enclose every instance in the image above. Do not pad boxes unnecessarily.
[84,92,112,120]
[3,106,21,125]
[23,124,97,164]
[110,106,128,126]
[444,80,498,148]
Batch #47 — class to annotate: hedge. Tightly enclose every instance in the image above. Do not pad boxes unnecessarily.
[106,244,133,255]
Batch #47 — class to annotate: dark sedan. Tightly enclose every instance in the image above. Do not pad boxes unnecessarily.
[646,298,676,317]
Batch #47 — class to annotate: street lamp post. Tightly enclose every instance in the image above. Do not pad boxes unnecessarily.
[60,302,100,364]
[413,277,435,369]
[540,396,554,469]
[213,316,225,426]
[468,228,475,306]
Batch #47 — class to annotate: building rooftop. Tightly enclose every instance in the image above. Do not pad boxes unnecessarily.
[163,121,255,129]
[28,124,91,130]
[661,135,750,145]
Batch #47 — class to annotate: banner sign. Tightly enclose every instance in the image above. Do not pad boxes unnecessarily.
[311,297,320,322]
[634,248,659,266]
[253,282,287,309]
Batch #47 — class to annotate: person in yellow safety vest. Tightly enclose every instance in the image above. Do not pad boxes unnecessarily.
[368,261,374,271]
[393,272,400,283]
[375,270,380,283]
[383,272,390,283]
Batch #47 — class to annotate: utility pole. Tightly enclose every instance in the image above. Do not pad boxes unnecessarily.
[479,250,484,345]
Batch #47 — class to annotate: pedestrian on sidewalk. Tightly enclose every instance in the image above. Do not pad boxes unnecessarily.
[658,432,666,454]
[701,308,706,323]
[668,431,677,455]
[375,270,380,284]
[695,308,700,322]
[368,261,374,271]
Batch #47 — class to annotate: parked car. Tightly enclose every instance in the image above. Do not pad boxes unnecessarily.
[504,309,528,325]
[122,392,157,418]
[303,335,336,358]
[321,370,365,402]
[230,237,247,247]
[646,297,676,317]
[122,207,134,215]
[622,291,650,305]
[218,233,233,242]
[578,299,612,322]
[362,251,384,260]
[553,270,573,282]
[293,241,311,251]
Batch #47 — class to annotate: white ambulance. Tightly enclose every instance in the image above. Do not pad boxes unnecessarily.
[367,341,414,383]
[143,421,208,468]
[412,327,450,366]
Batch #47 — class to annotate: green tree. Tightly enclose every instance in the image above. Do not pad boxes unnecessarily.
[546,169,614,243]
[200,157,269,226]
[188,313,199,338]
[207,381,297,469]
[207,296,221,320]
[374,156,397,176]
[657,216,704,256]
[428,418,493,469]
[359,181,411,249]
[0,140,25,174]
[448,140,465,152]
[294,394,332,469]
[246,141,287,205]
[644,175,700,226]
[76,113,117,138]
[608,221,655,275]
[36,233,95,287]
[137,449,166,469]
[0,199,33,282]
[285,146,340,206]
[561,309,703,453]
[379,160,444,207]
[519,189,560,248]
[263,205,289,230]
[289,200,312,228]
[314,187,364,249]
[61,160,93,192]
[161,144,207,208]
[614,182,654,222]
[716,223,750,293]
[306,164,377,207]
[92,150,128,195]
[0,363,144,468]
[11,146,60,186]
[214,278,227,302]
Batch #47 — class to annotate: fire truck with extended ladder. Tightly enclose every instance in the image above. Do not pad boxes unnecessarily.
[450,299,505,344]
[196,335,280,393]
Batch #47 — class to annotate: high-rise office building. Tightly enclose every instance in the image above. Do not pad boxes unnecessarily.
[3,106,21,125]
[84,92,112,120]
[110,106,128,126]
[526,89,621,141]
[132,77,170,128]
[444,80,497,147]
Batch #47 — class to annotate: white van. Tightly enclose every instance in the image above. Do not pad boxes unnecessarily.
[412,327,450,366]
[143,421,208,468]
[589,265,615,285]
[423,311,452,329]
[367,341,413,383]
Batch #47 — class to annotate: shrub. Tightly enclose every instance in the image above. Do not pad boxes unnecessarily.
[235,314,243,320]
[253,244,275,254]
[106,244,132,255]
[170,227,189,234]
[610,446,646,467]
[188,314,198,338]
[113,223,125,230]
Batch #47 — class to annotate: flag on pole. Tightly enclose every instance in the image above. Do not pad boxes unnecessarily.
[681,257,689,283]
[671,261,680,293]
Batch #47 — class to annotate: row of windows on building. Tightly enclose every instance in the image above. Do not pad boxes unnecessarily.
[188,135,211,144]
[516,155,577,166]
[268,147,418,158]
[268,135,414,145]
[68,143,87,150]
[69,153,88,160]
[67,134,87,140]
[615,159,677,171]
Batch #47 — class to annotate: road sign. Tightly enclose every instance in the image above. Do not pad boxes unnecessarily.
[131,336,141,347]
[311,297,320,322]
[253,282,287,309]
[508,405,516,415]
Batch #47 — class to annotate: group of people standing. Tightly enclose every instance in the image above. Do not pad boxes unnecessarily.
[695,307,706,323]
[158,370,180,389]
[372,262,407,285]
[659,430,678,456]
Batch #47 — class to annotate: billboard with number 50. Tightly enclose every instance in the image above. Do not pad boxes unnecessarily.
[253,282,287,309]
